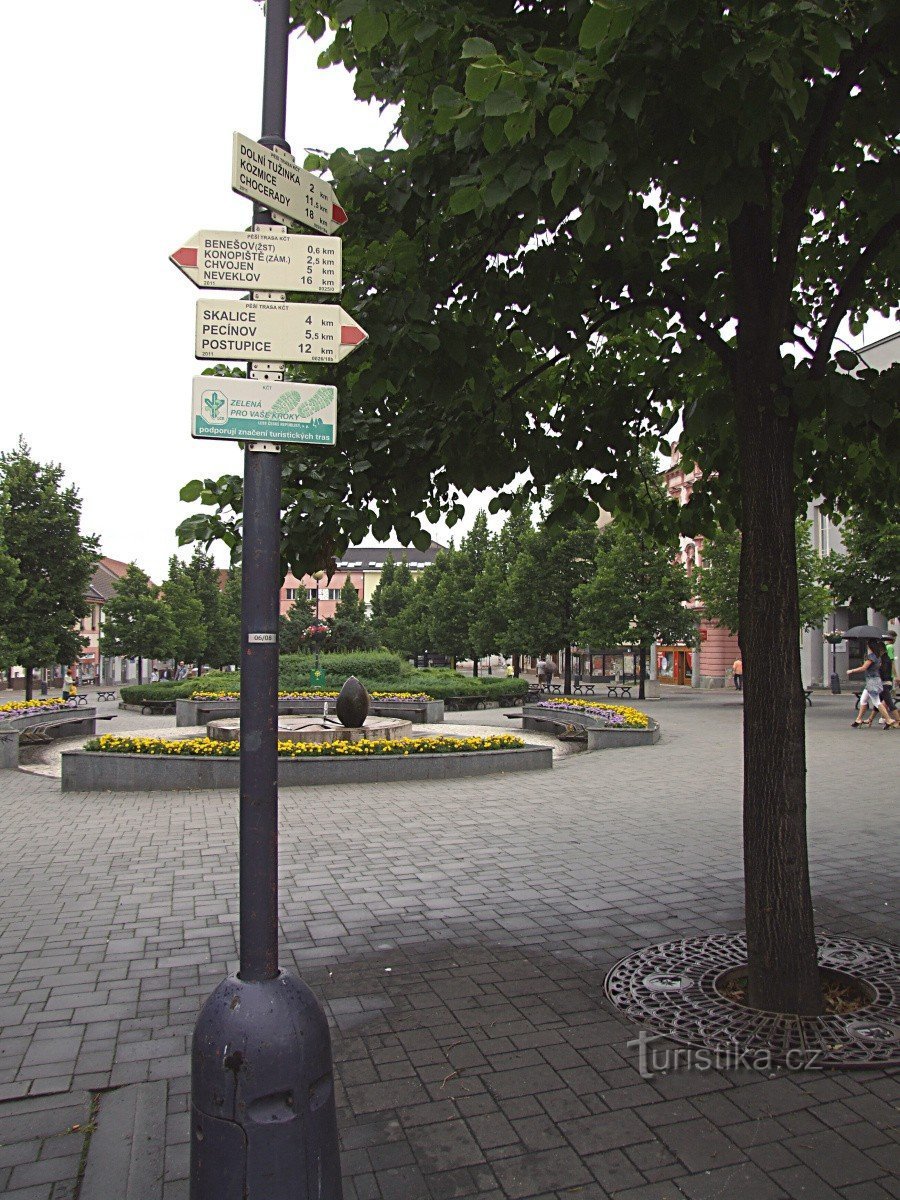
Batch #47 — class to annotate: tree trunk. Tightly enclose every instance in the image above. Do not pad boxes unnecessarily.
[736,370,823,1015]
[512,652,520,678]
[138,658,144,686]
[472,656,479,677]
[24,666,33,701]
[638,646,646,701]
[563,644,572,694]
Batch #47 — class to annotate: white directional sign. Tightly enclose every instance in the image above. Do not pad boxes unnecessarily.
[232,132,348,234]
[192,377,337,445]
[171,230,342,293]
[195,300,367,364]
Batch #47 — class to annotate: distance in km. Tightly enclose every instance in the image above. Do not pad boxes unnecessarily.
[170,229,342,293]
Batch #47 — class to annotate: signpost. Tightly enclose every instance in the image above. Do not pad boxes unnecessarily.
[171,229,342,293]
[182,2,349,1196]
[192,377,337,445]
[232,131,348,234]
[195,299,367,364]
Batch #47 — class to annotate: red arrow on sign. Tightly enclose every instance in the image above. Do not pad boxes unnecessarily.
[341,323,367,346]
[332,203,348,226]
[172,246,198,268]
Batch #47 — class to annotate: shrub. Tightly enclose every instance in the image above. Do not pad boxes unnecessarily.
[278,651,412,688]
[122,666,530,707]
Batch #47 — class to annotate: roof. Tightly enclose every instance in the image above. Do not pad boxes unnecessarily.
[100,556,130,578]
[88,561,124,602]
[336,543,446,572]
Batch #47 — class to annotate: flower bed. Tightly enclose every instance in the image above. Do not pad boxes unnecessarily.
[85,733,525,758]
[0,699,70,721]
[190,690,434,702]
[536,699,650,729]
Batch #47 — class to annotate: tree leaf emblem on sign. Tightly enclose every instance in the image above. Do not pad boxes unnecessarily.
[203,391,226,420]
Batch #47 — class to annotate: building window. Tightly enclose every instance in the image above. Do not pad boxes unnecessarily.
[284,588,297,600]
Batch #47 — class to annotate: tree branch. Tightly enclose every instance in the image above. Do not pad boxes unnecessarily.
[809,211,900,378]
[771,20,892,319]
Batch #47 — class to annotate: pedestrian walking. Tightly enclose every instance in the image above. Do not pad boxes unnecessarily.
[864,646,899,728]
[545,658,555,690]
[849,639,899,729]
[732,656,743,691]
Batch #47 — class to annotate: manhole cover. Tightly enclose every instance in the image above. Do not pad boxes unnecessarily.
[605,933,899,1068]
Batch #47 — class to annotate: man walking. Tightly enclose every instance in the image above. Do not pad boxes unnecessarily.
[732,656,743,691]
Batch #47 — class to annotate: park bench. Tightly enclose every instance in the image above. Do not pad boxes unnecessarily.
[140,699,177,716]
[803,687,812,707]
[605,684,633,699]
[65,695,89,708]
[19,710,115,739]
[572,680,596,695]
[96,690,117,702]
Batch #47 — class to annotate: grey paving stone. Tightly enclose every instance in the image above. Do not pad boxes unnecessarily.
[80,1081,166,1200]
[0,694,896,1200]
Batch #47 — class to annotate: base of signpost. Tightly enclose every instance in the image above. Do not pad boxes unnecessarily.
[190,971,343,1200]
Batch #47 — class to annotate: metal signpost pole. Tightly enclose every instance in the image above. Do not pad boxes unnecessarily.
[189,2,343,1197]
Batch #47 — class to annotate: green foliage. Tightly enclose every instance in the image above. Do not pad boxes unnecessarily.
[279,592,316,653]
[0,439,99,677]
[823,510,900,618]
[181,548,222,666]
[576,518,696,651]
[100,563,176,671]
[278,650,411,689]
[162,555,207,666]
[369,555,417,652]
[328,574,374,651]
[123,665,529,705]
[207,568,242,668]
[120,681,202,704]
[0,506,23,670]
[697,521,833,635]
[504,487,600,656]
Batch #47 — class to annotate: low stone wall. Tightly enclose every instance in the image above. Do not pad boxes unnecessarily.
[61,744,551,792]
[0,708,98,769]
[174,696,445,727]
[522,705,660,750]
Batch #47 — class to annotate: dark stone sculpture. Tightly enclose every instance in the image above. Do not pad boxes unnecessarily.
[336,676,369,728]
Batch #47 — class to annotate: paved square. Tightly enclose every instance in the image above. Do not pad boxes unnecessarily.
[0,690,896,1198]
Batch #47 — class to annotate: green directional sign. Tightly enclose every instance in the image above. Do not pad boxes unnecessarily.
[192,377,336,445]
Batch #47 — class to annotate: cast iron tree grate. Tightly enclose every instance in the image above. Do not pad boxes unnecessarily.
[604,933,899,1068]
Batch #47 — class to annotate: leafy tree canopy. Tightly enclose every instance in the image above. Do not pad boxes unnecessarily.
[0,439,99,687]
[328,574,375,651]
[100,563,176,674]
[179,0,898,570]
[697,519,833,635]
[823,509,900,619]
[280,592,316,654]
[162,556,207,666]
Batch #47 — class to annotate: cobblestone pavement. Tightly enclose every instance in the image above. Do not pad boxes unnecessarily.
[0,692,897,1198]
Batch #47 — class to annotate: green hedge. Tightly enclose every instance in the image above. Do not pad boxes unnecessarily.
[279,651,412,688]
[121,665,529,708]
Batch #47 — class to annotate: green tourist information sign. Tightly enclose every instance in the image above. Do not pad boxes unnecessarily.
[191,377,336,445]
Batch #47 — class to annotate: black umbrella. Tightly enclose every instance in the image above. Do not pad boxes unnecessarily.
[840,625,896,640]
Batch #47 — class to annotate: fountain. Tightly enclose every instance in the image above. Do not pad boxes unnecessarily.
[206,676,414,745]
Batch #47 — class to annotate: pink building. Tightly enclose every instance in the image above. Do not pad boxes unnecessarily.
[280,569,364,620]
[660,450,740,687]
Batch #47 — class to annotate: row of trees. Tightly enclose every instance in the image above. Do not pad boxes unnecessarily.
[0,441,99,700]
[279,492,893,693]
[100,551,242,683]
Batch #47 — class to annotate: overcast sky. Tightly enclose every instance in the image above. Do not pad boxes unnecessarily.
[2,3,895,582]
[2,0,397,581]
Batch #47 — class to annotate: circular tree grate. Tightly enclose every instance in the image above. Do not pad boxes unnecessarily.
[604,933,899,1068]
